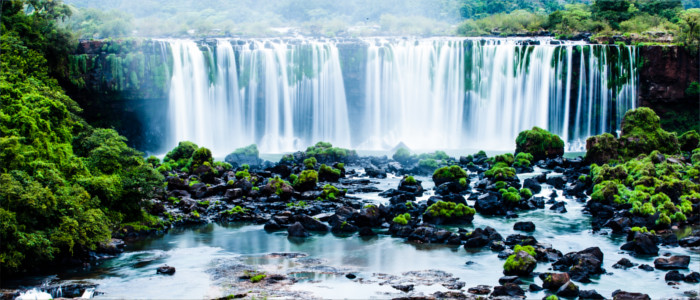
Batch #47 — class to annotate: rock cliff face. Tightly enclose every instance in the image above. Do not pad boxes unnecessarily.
[638,46,699,133]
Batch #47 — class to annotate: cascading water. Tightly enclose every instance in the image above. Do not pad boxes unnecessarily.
[163,37,637,154]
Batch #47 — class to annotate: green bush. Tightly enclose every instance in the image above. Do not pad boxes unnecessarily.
[233,144,259,157]
[513,152,533,168]
[165,141,199,162]
[418,158,439,170]
[393,147,412,164]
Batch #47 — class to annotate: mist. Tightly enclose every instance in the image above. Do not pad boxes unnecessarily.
[62,0,464,38]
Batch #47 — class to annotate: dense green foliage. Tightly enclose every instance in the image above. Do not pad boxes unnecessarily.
[457,0,700,45]
[1,0,162,273]
[424,201,476,219]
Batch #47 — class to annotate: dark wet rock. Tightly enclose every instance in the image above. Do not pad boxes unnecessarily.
[654,255,690,270]
[463,226,502,248]
[505,234,538,246]
[295,215,329,232]
[638,264,654,271]
[431,291,468,299]
[529,283,543,291]
[224,188,244,200]
[684,272,700,283]
[474,193,504,215]
[679,236,700,247]
[391,284,414,292]
[442,281,465,290]
[546,175,565,189]
[523,178,542,194]
[540,272,570,290]
[620,232,658,255]
[489,240,506,251]
[408,226,454,244]
[287,222,310,237]
[354,205,383,227]
[263,220,283,231]
[491,283,525,297]
[398,176,424,196]
[513,221,535,232]
[467,285,491,295]
[612,258,637,269]
[665,270,685,281]
[498,249,514,259]
[364,166,387,178]
[612,290,650,300]
[345,273,356,279]
[498,275,522,285]
[359,227,377,236]
[552,247,604,283]
[331,221,359,234]
[503,250,537,276]
[550,201,567,213]
[98,238,125,255]
[157,265,176,275]
[579,289,605,299]
[556,281,579,297]
[528,197,546,209]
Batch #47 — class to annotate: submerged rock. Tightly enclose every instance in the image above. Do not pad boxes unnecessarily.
[287,222,310,237]
[157,265,176,275]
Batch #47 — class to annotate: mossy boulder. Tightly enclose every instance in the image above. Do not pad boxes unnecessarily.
[619,107,679,158]
[318,164,342,182]
[584,133,619,165]
[304,141,357,163]
[503,245,537,276]
[225,144,262,167]
[293,170,318,192]
[423,200,475,224]
[191,147,213,168]
[484,163,516,180]
[261,177,294,201]
[432,165,468,186]
[393,147,414,164]
[679,130,700,152]
[515,127,565,161]
[165,141,199,161]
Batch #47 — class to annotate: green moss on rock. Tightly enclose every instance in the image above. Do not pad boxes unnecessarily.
[515,127,565,160]
[432,165,468,186]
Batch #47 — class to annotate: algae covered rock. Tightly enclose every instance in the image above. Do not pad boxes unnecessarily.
[585,133,619,165]
[619,107,679,158]
[515,127,565,161]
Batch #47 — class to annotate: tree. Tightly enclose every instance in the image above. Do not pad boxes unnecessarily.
[592,0,633,29]
[679,8,700,44]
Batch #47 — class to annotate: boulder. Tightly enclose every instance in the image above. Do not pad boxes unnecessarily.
[287,222,310,237]
[556,281,579,297]
[612,290,650,300]
[584,133,619,165]
[523,178,542,194]
[474,193,503,215]
[612,258,637,269]
[505,234,538,246]
[541,272,570,290]
[515,127,565,161]
[665,270,684,281]
[654,255,690,270]
[503,250,537,276]
[490,283,525,297]
[156,265,176,275]
[467,285,491,295]
[513,221,535,232]
[579,289,605,299]
[296,215,329,232]
[620,232,659,255]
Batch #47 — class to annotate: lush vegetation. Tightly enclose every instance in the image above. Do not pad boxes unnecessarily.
[0,0,162,274]
[457,0,700,46]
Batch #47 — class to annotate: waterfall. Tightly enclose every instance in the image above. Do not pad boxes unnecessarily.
[163,37,637,154]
